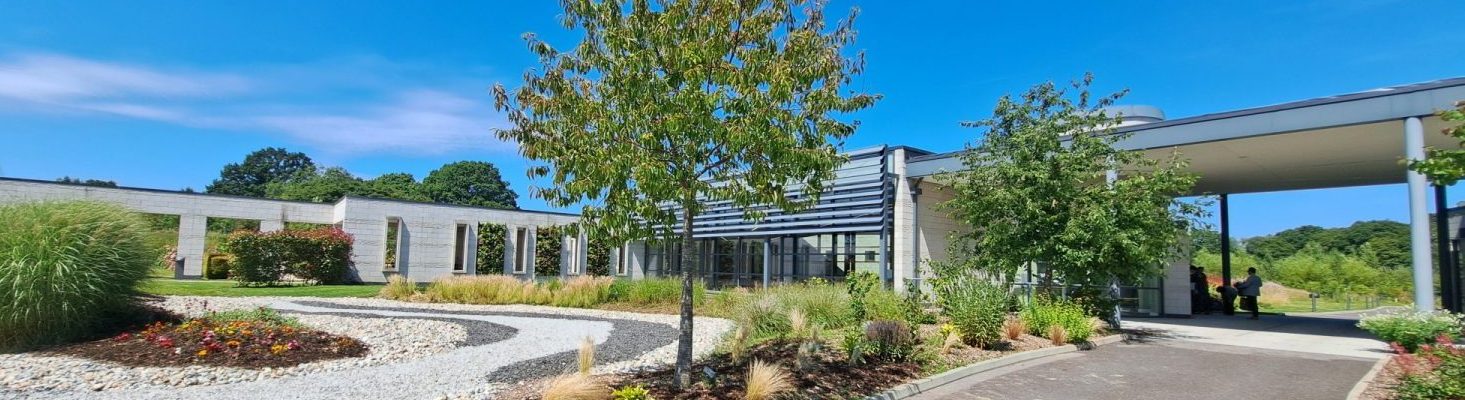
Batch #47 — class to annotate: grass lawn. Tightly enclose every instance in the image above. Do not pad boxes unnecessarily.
[142,278,383,298]
[1260,296,1408,314]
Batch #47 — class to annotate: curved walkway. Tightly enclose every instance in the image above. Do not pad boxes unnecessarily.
[911,313,1386,400]
[15,298,722,400]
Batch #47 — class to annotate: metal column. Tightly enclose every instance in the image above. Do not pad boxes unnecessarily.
[1437,185,1459,312]
[1220,193,1232,287]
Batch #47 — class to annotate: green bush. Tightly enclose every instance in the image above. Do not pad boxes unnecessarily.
[0,201,155,351]
[847,271,879,322]
[933,275,1007,348]
[225,228,354,285]
[1393,338,1465,400]
[1357,310,1464,352]
[611,384,653,400]
[864,319,917,362]
[476,223,507,275]
[205,254,231,280]
[608,277,704,305]
[534,226,563,276]
[1021,297,1094,343]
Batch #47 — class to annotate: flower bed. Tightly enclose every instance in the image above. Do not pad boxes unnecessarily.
[47,308,368,368]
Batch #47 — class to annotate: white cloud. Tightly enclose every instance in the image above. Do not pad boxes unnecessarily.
[0,53,250,102]
[0,51,513,155]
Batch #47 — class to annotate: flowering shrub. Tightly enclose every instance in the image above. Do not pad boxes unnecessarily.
[88,307,367,368]
[1357,310,1464,352]
[1390,335,1465,400]
[224,228,354,285]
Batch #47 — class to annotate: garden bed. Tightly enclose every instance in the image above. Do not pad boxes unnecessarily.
[46,308,368,369]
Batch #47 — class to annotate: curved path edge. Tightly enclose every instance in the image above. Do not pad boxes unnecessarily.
[865,334,1127,400]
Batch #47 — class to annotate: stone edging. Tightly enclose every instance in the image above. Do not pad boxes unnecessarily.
[866,333,1127,400]
[1346,355,1392,400]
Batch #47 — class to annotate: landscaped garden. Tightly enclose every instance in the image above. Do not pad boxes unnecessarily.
[1356,310,1465,400]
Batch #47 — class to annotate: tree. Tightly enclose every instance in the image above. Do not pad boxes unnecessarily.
[55,176,118,187]
[265,167,364,202]
[364,173,430,202]
[206,147,315,197]
[942,75,1202,321]
[421,161,518,209]
[1407,100,1465,185]
[493,0,876,387]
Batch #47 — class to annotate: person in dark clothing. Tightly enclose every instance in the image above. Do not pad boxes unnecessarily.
[1234,267,1263,320]
[1216,283,1238,316]
[1193,267,1209,314]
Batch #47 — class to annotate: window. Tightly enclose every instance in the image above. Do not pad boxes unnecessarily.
[384,218,402,270]
[513,227,528,273]
[453,223,469,272]
[616,245,629,276]
[566,236,580,274]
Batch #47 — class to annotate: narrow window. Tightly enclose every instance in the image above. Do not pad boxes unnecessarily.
[453,223,468,272]
[384,218,401,270]
[566,236,581,274]
[616,245,629,276]
[513,227,528,273]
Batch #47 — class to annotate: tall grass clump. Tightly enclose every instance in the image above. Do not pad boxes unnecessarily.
[744,359,793,400]
[379,275,418,300]
[1021,297,1094,344]
[932,275,1007,348]
[552,276,614,308]
[577,336,595,375]
[419,275,614,308]
[0,201,156,351]
[608,277,705,305]
[539,373,606,400]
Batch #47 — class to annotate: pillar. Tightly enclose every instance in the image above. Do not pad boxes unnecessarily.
[177,214,207,279]
[762,238,771,288]
[1435,185,1457,312]
[503,225,517,275]
[577,229,589,276]
[892,148,917,294]
[1220,193,1232,287]
[525,226,538,280]
[259,219,284,232]
[1406,116,1435,311]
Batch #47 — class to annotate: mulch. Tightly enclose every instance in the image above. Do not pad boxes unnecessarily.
[46,319,368,369]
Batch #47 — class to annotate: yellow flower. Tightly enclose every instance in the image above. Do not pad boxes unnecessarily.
[196,349,209,357]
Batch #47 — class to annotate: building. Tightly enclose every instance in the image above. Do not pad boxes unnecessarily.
[3,76,1462,314]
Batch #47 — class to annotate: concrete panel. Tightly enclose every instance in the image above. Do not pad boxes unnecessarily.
[178,214,207,278]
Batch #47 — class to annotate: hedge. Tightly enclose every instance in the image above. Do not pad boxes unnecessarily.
[476,223,506,275]
[224,228,354,286]
[205,253,231,280]
[534,226,563,276]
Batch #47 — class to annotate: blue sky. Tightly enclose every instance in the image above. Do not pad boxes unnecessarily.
[1,0,1463,238]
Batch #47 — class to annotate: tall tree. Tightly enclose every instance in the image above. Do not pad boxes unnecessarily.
[206,147,315,197]
[421,161,518,209]
[265,167,363,202]
[364,173,430,202]
[493,0,876,387]
[942,75,1202,321]
[1407,100,1465,184]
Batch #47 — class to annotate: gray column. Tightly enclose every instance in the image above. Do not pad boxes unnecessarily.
[177,214,207,278]
[762,238,771,288]
[577,229,589,276]
[259,219,284,232]
[503,225,517,275]
[892,148,916,294]
[1406,116,1435,311]
[525,226,538,280]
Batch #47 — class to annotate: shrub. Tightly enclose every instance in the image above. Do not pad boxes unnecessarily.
[205,254,231,280]
[224,227,354,285]
[1021,298,1093,344]
[744,359,793,400]
[476,223,507,275]
[611,384,652,400]
[706,282,856,340]
[0,201,155,351]
[1392,335,1465,400]
[586,241,611,276]
[1047,324,1068,346]
[1002,317,1026,340]
[380,275,418,300]
[540,373,606,400]
[1357,310,1464,352]
[204,307,302,329]
[847,271,879,322]
[534,226,563,276]
[933,276,1008,348]
[865,320,917,361]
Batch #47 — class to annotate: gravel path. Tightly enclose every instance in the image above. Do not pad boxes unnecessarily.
[0,297,733,400]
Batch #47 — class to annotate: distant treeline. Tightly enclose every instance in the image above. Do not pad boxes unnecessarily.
[1191,220,1414,299]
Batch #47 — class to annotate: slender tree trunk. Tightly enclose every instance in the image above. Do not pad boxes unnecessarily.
[674,206,696,388]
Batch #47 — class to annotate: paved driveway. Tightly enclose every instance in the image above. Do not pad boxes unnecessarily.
[910,313,1387,400]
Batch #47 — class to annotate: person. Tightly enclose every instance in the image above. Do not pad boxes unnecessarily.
[1216,283,1237,316]
[1234,267,1263,320]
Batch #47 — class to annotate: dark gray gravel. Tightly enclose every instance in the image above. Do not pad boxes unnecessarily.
[282,310,517,347]
[292,301,679,383]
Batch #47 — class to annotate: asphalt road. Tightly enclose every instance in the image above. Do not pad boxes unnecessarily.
[908,338,1376,400]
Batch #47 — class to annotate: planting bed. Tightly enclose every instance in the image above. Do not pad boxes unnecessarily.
[606,340,924,400]
[48,314,368,369]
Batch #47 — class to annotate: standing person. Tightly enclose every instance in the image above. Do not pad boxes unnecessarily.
[1194,267,1210,314]
[1217,283,1238,316]
[1234,267,1263,320]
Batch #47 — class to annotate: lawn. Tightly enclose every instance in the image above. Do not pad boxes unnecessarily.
[142,278,382,298]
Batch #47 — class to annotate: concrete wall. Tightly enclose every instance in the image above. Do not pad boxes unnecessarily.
[337,197,580,283]
[0,178,584,283]
[913,181,967,281]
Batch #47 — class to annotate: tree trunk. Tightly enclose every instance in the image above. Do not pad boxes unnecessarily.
[673,206,696,388]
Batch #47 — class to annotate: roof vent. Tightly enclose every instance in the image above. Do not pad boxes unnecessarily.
[1101,105,1166,127]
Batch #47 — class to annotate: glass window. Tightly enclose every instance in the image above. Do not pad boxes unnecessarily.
[384,218,401,271]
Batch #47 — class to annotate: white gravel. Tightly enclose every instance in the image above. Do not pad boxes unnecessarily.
[0,296,733,400]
